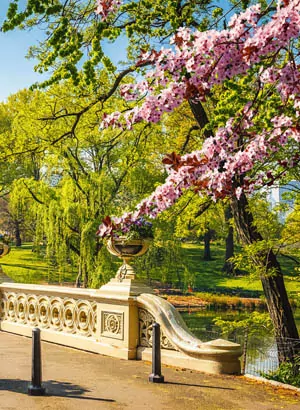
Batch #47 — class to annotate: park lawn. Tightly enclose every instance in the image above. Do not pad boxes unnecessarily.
[0,242,298,298]
[181,242,300,296]
[0,243,76,284]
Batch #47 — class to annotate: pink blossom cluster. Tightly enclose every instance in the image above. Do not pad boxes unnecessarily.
[101,1,300,128]
[95,0,122,20]
[97,1,300,237]
[98,109,300,237]
[260,62,300,115]
[138,114,299,201]
[120,81,149,101]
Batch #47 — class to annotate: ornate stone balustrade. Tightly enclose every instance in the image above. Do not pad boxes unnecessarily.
[1,290,97,337]
[0,282,137,359]
[0,280,242,375]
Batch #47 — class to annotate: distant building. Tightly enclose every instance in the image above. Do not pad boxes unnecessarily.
[268,180,300,222]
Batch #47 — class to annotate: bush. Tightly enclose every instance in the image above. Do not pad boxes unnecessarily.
[263,357,300,388]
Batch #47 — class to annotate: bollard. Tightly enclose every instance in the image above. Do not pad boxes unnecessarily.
[149,322,164,383]
[28,328,46,396]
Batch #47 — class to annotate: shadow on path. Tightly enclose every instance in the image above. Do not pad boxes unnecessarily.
[164,381,235,390]
[0,379,115,402]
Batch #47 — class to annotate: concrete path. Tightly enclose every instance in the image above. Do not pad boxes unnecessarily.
[0,331,299,410]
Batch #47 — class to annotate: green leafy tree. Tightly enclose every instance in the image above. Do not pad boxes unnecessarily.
[281,198,300,274]
[0,80,175,286]
[2,0,299,365]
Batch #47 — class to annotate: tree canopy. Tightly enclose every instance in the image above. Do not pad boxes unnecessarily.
[1,0,300,363]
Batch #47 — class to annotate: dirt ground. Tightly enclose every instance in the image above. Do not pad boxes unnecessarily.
[0,331,299,410]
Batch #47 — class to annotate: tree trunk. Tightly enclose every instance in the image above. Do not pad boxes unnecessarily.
[75,264,82,288]
[203,228,212,261]
[189,98,299,363]
[188,99,210,137]
[81,258,88,288]
[222,205,236,275]
[14,221,22,247]
[231,193,299,363]
[223,226,235,274]
[83,266,88,288]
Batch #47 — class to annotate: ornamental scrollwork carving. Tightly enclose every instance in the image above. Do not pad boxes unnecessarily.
[0,291,97,338]
[138,308,175,350]
[101,311,124,340]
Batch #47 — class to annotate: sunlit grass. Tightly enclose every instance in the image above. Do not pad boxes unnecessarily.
[180,242,299,296]
[0,243,76,284]
[1,242,298,297]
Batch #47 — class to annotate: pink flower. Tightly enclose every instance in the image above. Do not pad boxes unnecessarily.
[95,0,122,20]
[97,1,300,231]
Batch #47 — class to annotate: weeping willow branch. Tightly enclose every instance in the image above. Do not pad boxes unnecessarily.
[22,181,45,205]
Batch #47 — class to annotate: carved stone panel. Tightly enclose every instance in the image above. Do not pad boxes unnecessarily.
[101,311,124,340]
[138,308,175,350]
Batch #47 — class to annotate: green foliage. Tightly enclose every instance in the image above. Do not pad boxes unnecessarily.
[263,358,300,387]
[249,195,283,240]
[89,245,117,288]
[133,238,185,286]
[212,7,223,19]
[170,191,226,242]
[1,0,224,87]
[213,311,273,338]
[0,81,177,286]
[281,199,300,262]
[229,194,283,278]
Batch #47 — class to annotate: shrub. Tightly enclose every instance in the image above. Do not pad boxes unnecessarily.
[263,357,300,388]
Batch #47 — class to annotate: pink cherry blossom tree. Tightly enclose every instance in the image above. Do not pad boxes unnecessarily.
[97,0,300,363]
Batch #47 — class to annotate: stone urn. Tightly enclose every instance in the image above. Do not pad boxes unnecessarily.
[106,237,150,281]
[0,242,10,275]
[0,243,10,258]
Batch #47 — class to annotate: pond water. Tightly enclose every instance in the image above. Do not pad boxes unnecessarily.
[181,308,300,375]
[181,308,300,337]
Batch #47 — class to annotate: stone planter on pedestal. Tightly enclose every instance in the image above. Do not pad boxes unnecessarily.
[99,237,153,297]
[106,237,150,281]
[0,243,10,277]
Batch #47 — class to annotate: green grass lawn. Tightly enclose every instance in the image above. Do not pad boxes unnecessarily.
[180,242,299,296]
[0,243,76,284]
[1,242,299,299]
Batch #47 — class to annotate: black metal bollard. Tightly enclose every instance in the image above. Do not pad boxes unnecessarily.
[28,328,46,396]
[149,322,164,383]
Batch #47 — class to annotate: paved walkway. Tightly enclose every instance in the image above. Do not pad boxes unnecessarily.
[0,331,299,410]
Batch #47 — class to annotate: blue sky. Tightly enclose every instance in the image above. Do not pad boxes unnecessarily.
[0,0,230,102]
[0,1,48,101]
[0,0,127,102]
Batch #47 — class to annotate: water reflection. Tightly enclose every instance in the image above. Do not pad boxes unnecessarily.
[181,309,300,375]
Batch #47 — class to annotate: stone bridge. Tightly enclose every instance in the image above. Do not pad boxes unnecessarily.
[0,278,242,375]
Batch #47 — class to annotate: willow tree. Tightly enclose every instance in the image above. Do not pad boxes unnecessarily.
[0,91,45,245]
[1,80,172,286]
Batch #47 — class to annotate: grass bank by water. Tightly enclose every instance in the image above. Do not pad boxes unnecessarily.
[178,243,299,296]
[165,292,267,311]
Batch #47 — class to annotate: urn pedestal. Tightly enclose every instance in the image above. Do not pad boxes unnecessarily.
[0,243,10,275]
[106,237,150,281]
